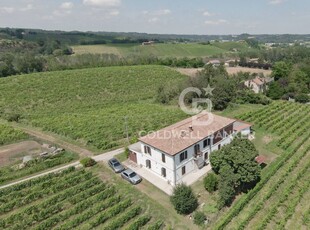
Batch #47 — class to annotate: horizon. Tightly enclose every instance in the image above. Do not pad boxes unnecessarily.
[1,0,310,34]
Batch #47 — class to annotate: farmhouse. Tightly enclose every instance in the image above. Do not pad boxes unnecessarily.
[128,112,251,190]
[244,76,274,94]
[141,41,155,46]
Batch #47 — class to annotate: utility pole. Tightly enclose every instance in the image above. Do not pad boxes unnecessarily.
[124,116,129,144]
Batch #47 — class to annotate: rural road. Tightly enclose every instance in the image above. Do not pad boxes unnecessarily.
[0,147,124,190]
[0,122,125,190]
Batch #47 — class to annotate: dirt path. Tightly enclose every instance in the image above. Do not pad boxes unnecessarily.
[0,147,124,190]
[9,124,94,157]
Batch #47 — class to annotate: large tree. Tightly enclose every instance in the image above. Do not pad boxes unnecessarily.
[210,138,261,193]
[170,184,198,215]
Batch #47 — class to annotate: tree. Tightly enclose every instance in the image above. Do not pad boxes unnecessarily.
[217,165,237,208]
[203,173,218,192]
[210,138,261,193]
[267,81,286,100]
[170,184,198,215]
[272,61,292,81]
[80,157,97,167]
[193,211,206,226]
[295,93,310,103]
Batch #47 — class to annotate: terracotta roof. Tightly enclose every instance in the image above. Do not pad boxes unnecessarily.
[252,77,265,86]
[139,112,236,156]
[255,155,267,164]
[233,120,252,132]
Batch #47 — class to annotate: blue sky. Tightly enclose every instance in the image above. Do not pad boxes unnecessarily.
[0,0,309,34]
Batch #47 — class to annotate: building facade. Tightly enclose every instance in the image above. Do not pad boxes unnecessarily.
[128,113,251,186]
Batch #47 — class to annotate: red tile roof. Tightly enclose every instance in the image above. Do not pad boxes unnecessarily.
[139,112,236,156]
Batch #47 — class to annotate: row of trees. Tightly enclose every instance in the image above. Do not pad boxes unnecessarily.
[0,51,205,78]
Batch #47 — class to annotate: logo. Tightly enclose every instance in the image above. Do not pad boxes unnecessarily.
[178,85,215,126]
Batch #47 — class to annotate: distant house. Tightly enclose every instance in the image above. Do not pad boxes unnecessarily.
[142,41,155,46]
[207,60,221,67]
[128,112,251,189]
[244,76,274,94]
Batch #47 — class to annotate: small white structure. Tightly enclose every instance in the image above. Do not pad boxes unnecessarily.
[142,41,155,46]
[128,112,251,189]
[207,60,221,67]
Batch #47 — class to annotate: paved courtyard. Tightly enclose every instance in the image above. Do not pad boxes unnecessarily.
[123,160,212,195]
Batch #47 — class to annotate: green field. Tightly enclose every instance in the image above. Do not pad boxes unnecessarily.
[215,101,310,230]
[0,124,28,146]
[0,65,188,150]
[72,43,240,57]
[0,167,162,230]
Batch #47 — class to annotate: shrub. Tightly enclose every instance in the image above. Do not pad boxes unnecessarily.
[170,184,198,215]
[193,211,206,226]
[203,173,218,193]
[80,157,97,167]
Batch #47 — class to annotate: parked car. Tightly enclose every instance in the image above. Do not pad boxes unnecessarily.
[121,169,142,185]
[108,158,125,173]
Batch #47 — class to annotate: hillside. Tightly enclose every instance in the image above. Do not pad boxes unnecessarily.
[0,65,188,150]
[72,43,249,57]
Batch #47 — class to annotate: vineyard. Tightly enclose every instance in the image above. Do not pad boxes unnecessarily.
[214,101,310,230]
[0,151,77,185]
[0,65,188,150]
[0,124,28,146]
[0,167,162,230]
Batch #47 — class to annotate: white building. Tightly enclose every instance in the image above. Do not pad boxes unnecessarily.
[128,112,251,187]
[244,76,274,94]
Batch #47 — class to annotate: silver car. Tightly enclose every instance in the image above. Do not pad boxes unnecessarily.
[121,169,142,185]
[108,158,125,173]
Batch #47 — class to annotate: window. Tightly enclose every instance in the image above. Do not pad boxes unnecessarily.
[182,166,186,175]
[203,138,211,148]
[194,144,200,155]
[179,151,188,162]
[144,145,151,155]
[161,167,166,178]
[146,159,151,169]
[162,153,166,163]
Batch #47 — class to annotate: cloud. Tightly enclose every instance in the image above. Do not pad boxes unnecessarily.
[83,0,121,7]
[20,4,34,12]
[269,0,285,5]
[203,10,213,17]
[60,2,74,10]
[0,7,15,14]
[143,9,171,16]
[205,19,228,25]
[148,17,159,23]
[109,10,120,16]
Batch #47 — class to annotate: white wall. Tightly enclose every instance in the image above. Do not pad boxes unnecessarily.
[137,143,175,185]
[134,133,234,186]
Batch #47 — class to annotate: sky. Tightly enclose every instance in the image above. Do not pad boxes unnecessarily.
[0,0,309,35]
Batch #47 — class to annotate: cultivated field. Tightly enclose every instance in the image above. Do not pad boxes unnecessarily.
[0,167,162,230]
[72,43,233,57]
[0,65,188,150]
[0,151,77,185]
[215,101,310,230]
[0,124,28,146]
